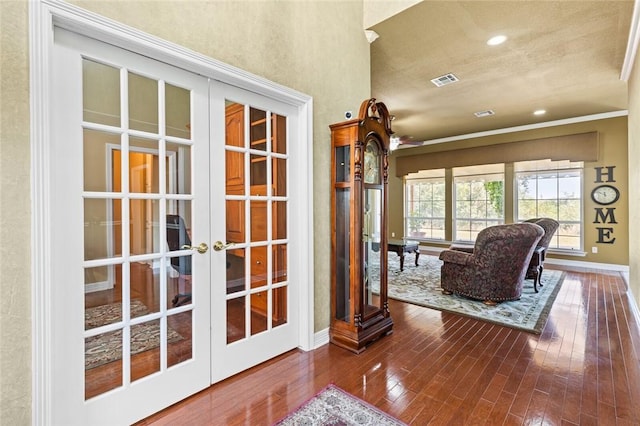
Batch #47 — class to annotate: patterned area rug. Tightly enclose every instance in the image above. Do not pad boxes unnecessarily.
[85,300,183,370]
[274,384,406,425]
[375,254,564,334]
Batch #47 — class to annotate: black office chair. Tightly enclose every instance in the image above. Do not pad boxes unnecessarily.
[166,214,192,307]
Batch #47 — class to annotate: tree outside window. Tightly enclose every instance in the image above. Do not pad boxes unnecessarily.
[453,165,505,242]
[516,160,582,250]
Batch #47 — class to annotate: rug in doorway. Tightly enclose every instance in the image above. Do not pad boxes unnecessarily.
[274,384,406,426]
[373,254,565,334]
[85,300,183,370]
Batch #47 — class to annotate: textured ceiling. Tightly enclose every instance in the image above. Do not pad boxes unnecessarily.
[370,0,634,146]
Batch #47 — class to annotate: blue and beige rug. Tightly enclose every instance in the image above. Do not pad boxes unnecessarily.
[274,384,406,426]
[376,254,564,334]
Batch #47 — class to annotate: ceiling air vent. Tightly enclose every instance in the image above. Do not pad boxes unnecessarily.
[430,73,459,87]
[474,110,495,118]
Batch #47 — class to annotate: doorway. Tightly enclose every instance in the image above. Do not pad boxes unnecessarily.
[35,8,312,423]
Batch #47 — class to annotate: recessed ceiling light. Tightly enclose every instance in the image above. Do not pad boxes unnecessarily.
[533,109,546,116]
[487,35,507,46]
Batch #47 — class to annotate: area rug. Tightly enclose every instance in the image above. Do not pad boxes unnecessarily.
[373,254,564,334]
[274,384,406,426]
[85,300,183,370]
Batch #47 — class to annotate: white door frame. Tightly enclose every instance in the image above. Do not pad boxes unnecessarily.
[29,1,314,424]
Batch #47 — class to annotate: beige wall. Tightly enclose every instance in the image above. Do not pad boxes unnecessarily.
[389,116,629,265]
[628,46,640,310]
[363,0,421,28]
[0,1,370,423]
[0,1,31,423]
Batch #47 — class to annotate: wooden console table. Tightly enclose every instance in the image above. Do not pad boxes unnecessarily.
[388,239,420,271]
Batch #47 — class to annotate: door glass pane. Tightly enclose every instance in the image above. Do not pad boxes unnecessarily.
[129,72,158,133]
[83,59,120,127]
[250,154,267,188]
[129,138,160,193]
[130,319,161,382]
[225,150,244,190]
[129,199,159,256]
[272,201,286,240]
[272,286,287,327]
[251,292,268,335]
[272,244,287,284]
[249,107,267,151]
[272,113,286,154]
[166,208,193,309]
[165,83,191,139]
[227,297,246,343]
[166,142,191,195]
[226,248,245,295]
[85,265,122,329]
[226,200,245,243]
[84,129,121,192]
[85,330,123,400]
[250,246,267,289]
[167,311,191,367]
[84,198,120,260]
[273,157,286,196]
[250,201,267,242]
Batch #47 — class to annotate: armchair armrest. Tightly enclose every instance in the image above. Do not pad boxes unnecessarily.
[439,249,473,266]
[449,243,474,253]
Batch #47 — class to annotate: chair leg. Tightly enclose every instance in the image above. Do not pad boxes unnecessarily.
[483,300,497,306]
[442,289,453,295]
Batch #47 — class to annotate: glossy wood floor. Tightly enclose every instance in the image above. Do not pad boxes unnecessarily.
[138,268,640,425]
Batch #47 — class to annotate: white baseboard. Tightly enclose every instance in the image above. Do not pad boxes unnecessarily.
[625,278,640,328]
[544,257,629,273]
[314,327,330,349]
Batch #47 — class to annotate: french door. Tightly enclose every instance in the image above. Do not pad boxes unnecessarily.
[210,82,299,383]
[48,26,299,425]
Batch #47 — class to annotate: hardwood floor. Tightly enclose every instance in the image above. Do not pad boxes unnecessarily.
[137,268,640,425]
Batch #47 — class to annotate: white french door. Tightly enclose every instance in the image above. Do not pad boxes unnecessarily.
[210,82,300,383]
[47,22,304,425]
[50,29,211,425]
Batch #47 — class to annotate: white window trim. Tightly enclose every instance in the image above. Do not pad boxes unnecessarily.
[514,167,584,252]
[452,171,506,242]
[30,1,314,424]
[404,177,446,241]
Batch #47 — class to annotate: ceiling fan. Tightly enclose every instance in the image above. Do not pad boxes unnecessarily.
[390,134,424,150]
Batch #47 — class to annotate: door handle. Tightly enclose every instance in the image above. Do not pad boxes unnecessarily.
[213,241,235,251]
[181,243,209,254]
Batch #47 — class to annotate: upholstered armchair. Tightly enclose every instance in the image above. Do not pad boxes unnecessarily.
[523,217,559,291]
[439,223,544,304]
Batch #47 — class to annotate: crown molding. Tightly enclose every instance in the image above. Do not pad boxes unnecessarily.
[396,110,629,149]
[621,0,640,81]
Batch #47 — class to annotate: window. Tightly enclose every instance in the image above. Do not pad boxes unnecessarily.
[515,159,583,250]
[405,169,445,240]
[453,164,504,242]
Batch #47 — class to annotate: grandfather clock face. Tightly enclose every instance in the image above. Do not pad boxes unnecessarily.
[363,141,380,184]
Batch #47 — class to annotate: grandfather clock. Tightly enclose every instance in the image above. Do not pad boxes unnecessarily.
[329,98,393,353]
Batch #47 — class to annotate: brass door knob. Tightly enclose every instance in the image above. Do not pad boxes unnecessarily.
[181,243,209,254]
[213,241,235,251]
